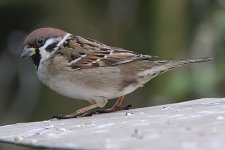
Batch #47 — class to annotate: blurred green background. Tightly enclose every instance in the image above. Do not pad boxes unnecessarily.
[0,0,224,146]
[1,0,225,149]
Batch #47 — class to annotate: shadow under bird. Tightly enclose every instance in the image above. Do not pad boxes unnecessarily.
[21,27,212,119]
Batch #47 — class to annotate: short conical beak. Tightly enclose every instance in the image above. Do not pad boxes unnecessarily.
[21,46,36,58]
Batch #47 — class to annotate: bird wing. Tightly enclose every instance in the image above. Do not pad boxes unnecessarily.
[62,35,158,70]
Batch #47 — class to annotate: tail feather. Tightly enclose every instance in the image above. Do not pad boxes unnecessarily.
[157,57,212,65]
[155,57,212,74]
[142,57,213,80]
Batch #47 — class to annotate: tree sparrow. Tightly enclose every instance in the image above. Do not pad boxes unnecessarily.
[21,27,212,119]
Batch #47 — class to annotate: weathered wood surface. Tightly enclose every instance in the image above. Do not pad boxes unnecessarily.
[0,98,225,150]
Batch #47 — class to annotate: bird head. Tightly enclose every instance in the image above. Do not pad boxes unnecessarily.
[21,27,71,67]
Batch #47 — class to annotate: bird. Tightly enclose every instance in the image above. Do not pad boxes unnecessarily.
[21,27,212,119]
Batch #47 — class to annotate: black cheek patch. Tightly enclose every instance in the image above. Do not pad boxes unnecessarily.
[46,41,59,52]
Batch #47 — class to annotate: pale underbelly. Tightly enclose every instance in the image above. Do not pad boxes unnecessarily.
[37,65,142,101]
[46,79,140,101]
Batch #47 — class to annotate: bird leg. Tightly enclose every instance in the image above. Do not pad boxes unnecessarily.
[52,104,98,119]
[96,96,132,113]
[53,96,131,119]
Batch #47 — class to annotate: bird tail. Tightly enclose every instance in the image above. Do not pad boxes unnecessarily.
[147,57,213,79]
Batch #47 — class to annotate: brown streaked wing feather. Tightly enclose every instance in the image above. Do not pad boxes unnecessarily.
[70,49,139,69]
[65,36,157,69]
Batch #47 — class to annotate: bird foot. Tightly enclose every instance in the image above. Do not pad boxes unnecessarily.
[95,104,132,114]
[52,103,132,119]
[52,104,98,119]
[52,111,93,119]
[52,115,74,119]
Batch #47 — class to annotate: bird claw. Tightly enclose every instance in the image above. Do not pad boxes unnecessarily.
[52,111,94,119]
[95,104,132,114]
[51,115,77,119]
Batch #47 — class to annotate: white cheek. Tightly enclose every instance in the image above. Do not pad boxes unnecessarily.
[39,38,64,62]
[39,39,55,60]
[39,33,71,60]
[38,33,72,68]
[40,38,56,50]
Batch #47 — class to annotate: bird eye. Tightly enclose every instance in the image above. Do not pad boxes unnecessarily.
[37,38,45,47]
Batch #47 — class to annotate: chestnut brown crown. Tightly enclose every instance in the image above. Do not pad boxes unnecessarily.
[24,27,67,48]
